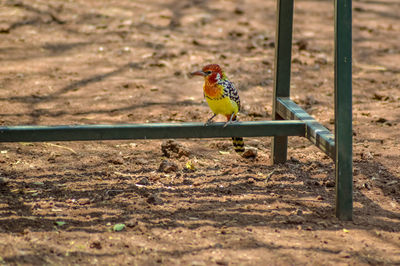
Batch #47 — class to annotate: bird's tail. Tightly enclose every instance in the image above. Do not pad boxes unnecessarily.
[229,115,245,153]
[232,137,245,153]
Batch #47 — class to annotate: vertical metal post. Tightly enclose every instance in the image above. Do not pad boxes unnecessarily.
[334,0,353,220]
[272,0,294,164]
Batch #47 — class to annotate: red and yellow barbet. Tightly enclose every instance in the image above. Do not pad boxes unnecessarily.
[191,64,245,153]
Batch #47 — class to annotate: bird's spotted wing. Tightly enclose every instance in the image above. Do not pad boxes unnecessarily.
[219,79,241,110]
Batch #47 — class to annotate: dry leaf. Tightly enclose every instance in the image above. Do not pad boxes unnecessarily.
[185,160,196,170]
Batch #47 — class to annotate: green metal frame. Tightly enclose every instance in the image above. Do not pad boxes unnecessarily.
[0,0,352,220]
[0,121,305,142]
[271,0,352,220]
[334,0,353,220]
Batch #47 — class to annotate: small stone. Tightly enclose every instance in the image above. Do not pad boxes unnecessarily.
[361,151,373,160]
[325,180,335,187]
[384,121,393,126]
[296,39,308,51]
[216,260,228,266]
[304,180,315,186]
[90,241,102,249]
[234,7,245,15]
[147,193,163,205]
[372,92,384,100]
[126,219,138,228]
[376,117,388,123]
[137,177,149,186]
[314,55,328,65]
[108,157,124,165]
[158,160,178,173]
[192,39,201,46]
[268,41,275,48]
[292,58,302,64]
[287,215,305,224]
[241,149,257,159]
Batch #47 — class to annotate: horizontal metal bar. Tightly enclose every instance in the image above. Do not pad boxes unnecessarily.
[276,97,335,159]
[0,121,305,142]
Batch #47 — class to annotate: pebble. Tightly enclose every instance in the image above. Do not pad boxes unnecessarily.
[241,149,257,159]
[288,215,305,224]
[158,160,179,173]
[137,177,150,186]
[147,193,163,205]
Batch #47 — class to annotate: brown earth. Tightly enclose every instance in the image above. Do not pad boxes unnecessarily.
[0,0,399,265]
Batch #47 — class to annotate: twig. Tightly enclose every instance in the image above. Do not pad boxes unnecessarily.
[44,143,77,154]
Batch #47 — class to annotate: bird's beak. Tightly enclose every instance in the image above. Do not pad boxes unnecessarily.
[190,70,206,77]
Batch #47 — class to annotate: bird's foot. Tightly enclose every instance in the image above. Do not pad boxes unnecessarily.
[223,120,239,128]
[204,114,217,126]
[224,113,237,127]
[204,119,214,126]
[223,120,231,128]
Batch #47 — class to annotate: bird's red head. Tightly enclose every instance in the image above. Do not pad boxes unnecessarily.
[191,64,226,84]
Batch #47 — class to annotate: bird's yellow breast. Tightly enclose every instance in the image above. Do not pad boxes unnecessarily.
[206,96,239,116]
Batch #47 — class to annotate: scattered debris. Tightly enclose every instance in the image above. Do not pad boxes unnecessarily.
[296,39,308,51]
[113,223,126,232]
[287,215,306,224]
[325,180,335,188]
[90,241,102,249]
[158,160,179,173]
[147,193,163,205]
[185,160,196,171]
[241,149,257,159]
[234,7,245,15]
[161,140,190,158]
[44,143,77,154]
[314,55,328,65]
[137,177,150,186]
[55,221,66,226]
[108,157,124,165]
[376,117,388,123]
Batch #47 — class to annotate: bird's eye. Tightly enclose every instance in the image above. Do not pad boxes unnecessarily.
[205,71,212,75]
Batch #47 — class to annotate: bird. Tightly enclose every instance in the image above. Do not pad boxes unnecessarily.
[191,64,245,153]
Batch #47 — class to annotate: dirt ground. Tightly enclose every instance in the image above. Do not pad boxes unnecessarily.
[0,0,399,265]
